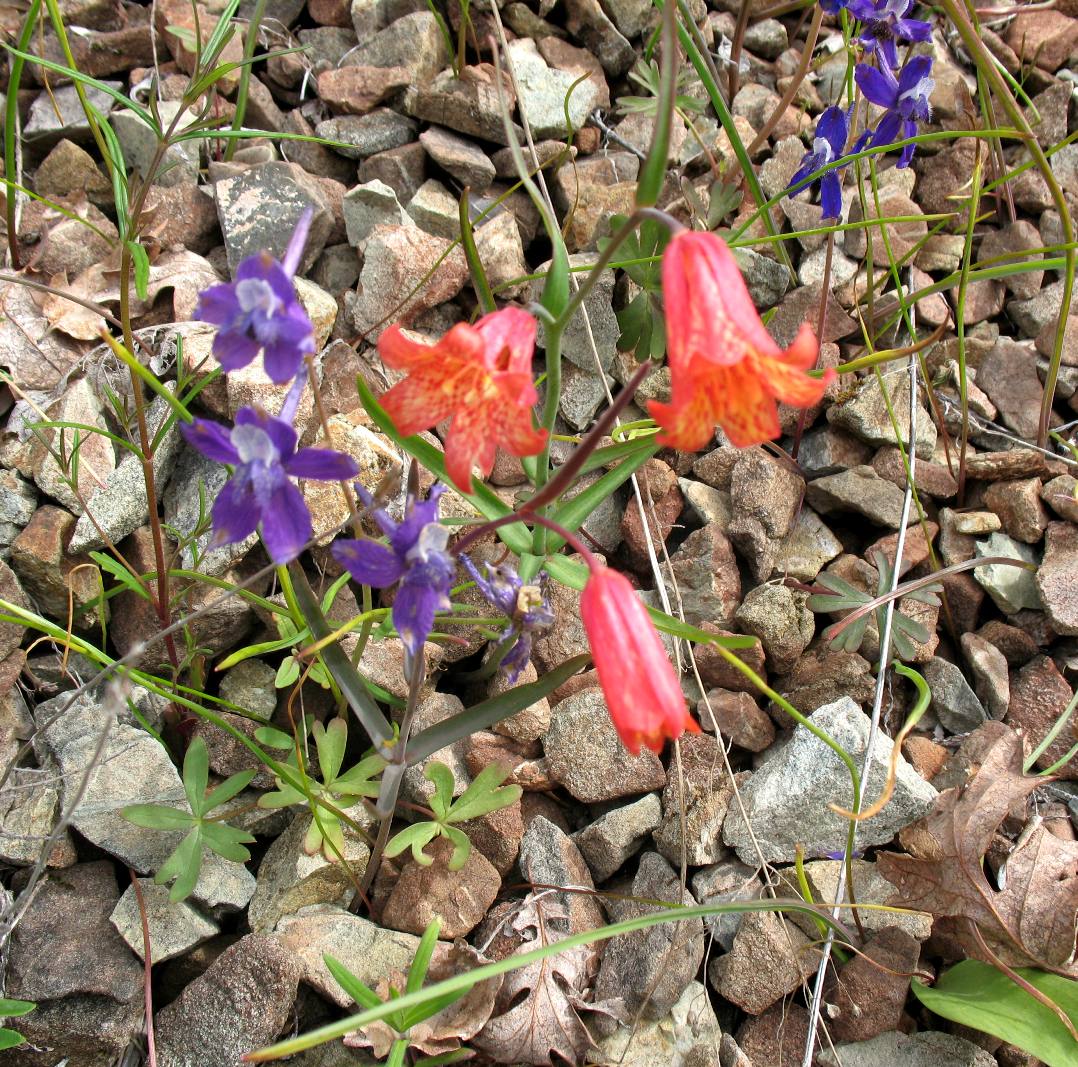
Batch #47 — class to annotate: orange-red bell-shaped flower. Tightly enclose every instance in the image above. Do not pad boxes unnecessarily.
[580,565,700,754]
[648,230,835,450]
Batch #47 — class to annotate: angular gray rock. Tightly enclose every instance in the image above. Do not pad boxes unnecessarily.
[154,933,302,1067]
[817,1031,997,1067]
[806,465,912,529]
[723,697,937,863]
[593,852,706,1019]
[70,387,184,552]
[973,530,1041,613]
[572,792,661,882]
[519,815,606,935]
[921,657,988,733]
[826,373,937,457]
[544,688,667,803]
[110,878,220,963]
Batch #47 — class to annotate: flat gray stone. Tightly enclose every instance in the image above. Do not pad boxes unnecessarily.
[973,531,1042,613]
[805,465,912,529]
[25,81,121,144]
[921,657,987,733]
[544,688,667,802]
[506,38,600,139]
[723,697,938,863]
[818,1031,997,1067]
[419,125,496,190]
[110,878,220,962]
[275,905,421,1007]
[342,178,408,247]
[317,108,417,160]
[70,387,183,552]
[572,793,661,882]
[827,373,937,457]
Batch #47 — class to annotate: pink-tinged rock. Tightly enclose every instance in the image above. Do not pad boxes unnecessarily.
[1006,654,1078,777]
[1036,521,1078,635]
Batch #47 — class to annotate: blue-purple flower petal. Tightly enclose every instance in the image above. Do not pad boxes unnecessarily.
[235,406,298,459]
[213,329,261,373]
[333,538,405,588]
[211,472,261,546]
[181,418,240,465]
[855,62,898,108]
[820,172,843,222]
[260,478,312,564]
[284,447,360,481]
[392,580,444,662]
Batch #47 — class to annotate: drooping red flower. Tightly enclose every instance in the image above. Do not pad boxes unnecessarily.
[377,307,548,492]
[648,231,835,450]
[580,565,700,755]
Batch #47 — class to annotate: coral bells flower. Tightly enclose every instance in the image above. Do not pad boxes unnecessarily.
[647,231,835,450]
[332,484,455,666]
[181,407,359,564]
[377,307,548,492]
[195,211,316,384]
[580,565,700,754]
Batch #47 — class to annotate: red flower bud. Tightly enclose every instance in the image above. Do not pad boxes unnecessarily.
[580,566,700,754]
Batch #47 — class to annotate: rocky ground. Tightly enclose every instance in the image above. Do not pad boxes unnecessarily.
[0,0,1077,1065]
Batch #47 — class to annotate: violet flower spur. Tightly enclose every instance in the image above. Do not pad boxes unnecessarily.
[195,210,316,384]
[855,55,934,168]
[849,0,932,71]
[181,407,359,565]
[461,556,554,684]
[789,106,851,222]
[332,484,456,665]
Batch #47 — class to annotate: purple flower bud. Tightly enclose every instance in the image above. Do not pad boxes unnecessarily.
[181,406,358,564]
[849,0,932,71]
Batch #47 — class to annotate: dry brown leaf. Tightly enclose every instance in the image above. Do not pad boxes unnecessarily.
[41,268,109,340]
[472,895,611,1066]
[877,727,1078,972]
[345,940,501,1059]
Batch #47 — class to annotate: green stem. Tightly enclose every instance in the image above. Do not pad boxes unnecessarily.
[4,0,42,268]
[224,0,268,162]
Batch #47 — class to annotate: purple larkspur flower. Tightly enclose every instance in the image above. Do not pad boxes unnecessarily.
[181,407,358,565]
[195,211,316,384]
[332,484,455,665]
[789,106,850,222]
[855,55,935,168]
[461,557,554,684]
[849,0,932,70]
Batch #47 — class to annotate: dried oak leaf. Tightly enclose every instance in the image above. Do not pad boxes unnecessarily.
[877,727,1078,972]
[345,939,501,1059]
[472,895,619,1066]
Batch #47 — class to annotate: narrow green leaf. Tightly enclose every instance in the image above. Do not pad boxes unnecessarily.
[314,718,348,786]
[157,829,203,902]
[202,769,257,811]
[407,919,442,995]
[910,962,1078,1067]
[323,954,383,1011]
[129,239,150,303]
[442,825,471,871]
[182,737,210,815]
[288,564,394,746]
[459,190,496,314]
[400,990,468,1030]
[384,821,439,865]
[200,821,254,863]
[424,762,456,820]
[121,804,194,831]
[407,653,590,764]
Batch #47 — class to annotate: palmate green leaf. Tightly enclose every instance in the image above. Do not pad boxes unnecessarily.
[200,821,255,863]
[910,961,1078,1067]
[314,718,348,785]
[445,764,520,824]
[121,803,194,831]
[441,825,471,871]
[425,762,456,821]
[202,769,257,812]
[385,821,440,866]
[156,828,203,902]
[333,753,386,796]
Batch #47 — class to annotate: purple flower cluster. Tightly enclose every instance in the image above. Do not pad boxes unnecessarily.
[461,557,553,683]
[789,0,934,218]
[181,211,359,565]
[332,484,456,667]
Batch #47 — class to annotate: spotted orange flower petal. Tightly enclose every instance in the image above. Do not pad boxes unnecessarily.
[648,231,834,450]
[378,308,548,491]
